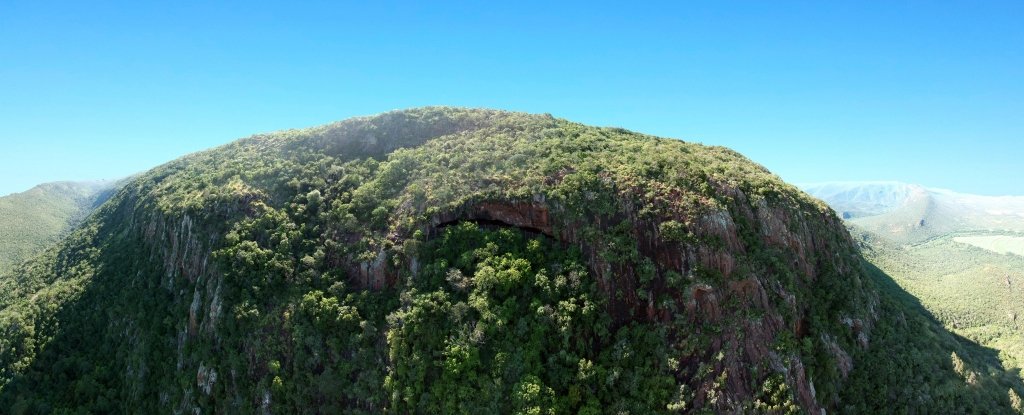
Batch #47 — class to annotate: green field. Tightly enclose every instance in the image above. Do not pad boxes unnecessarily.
[954,235,1024,257]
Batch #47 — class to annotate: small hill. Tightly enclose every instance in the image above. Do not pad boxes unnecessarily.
[2,109,1021,414]
[0,181,118,275]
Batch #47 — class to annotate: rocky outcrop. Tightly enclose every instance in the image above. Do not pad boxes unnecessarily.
[343,181,871,413]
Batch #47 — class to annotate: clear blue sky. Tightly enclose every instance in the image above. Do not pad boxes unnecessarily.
[1,1,1021,196]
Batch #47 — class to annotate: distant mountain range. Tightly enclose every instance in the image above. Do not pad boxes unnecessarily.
[803,181,1024,245]
[0,181,118,275]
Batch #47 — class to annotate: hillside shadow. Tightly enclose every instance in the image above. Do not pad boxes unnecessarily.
[842,257,1024,413]
[0,197,182,413]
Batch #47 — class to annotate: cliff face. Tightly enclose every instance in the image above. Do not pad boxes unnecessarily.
[1,108,879,413]
[401,179,870,413]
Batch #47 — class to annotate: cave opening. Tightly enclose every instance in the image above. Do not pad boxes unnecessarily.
[432,218,552,240]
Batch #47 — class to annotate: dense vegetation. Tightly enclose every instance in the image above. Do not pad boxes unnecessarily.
[856,229,1024,377]
[842,256,1024,414]
[0,181,115,275]
[0,108,1022,413]
[805,182,1024,407]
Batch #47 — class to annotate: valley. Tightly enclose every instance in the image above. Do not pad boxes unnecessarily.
[0,181,118,275]
[805,182,1024,380]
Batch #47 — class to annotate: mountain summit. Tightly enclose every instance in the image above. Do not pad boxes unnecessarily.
[2,108,1020,413]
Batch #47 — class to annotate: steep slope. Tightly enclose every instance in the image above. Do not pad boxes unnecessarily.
[0,181,118,275]
[1,108,1021,414]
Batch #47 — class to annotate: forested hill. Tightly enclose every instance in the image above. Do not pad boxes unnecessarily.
[0,180,117,275]
[1,108,1021,414]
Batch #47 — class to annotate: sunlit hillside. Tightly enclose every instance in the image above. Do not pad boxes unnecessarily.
[806,182,1024,376]
[0,181,117,275]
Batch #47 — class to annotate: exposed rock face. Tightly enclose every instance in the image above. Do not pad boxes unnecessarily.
[343,182,871,413]
[196,362,217,396]
[823,334,853,378]
[434,200,555,236]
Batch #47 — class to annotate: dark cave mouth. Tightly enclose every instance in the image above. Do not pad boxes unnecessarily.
[433,218,552,239]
